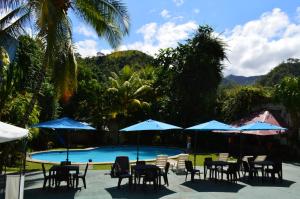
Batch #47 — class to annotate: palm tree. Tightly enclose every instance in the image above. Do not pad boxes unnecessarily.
[0,0,130,125]
[106,65,152,119]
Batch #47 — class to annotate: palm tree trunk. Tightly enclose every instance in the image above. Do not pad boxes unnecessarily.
[21,67,46,127]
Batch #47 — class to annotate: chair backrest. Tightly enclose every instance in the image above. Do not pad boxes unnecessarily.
[156,155,168,168]
[136,161,146,166]
[254,155,267,162]
[83,163,89,177]
[61,161,71,166]
[144,168,159,181]
[177,154,189,169]
[41,163,47,177]
[218,153,229,161]
[115,156,130,174]
[55,166,69,181]
[185,160,193,172]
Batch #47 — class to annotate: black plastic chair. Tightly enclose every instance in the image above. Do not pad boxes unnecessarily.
[143,167,159,190]
[265,160,282,182]
[55,166,72,188]
[158,162,170,186]
[42,164,51,188]
[204,157,215,179]
[220,163,239,182]
[135,161,146,184]
[247,157,259,179]
[113,156,132,188]
[185,160,201,181]
[73,164,88,188]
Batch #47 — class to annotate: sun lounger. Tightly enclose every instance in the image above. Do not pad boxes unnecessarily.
[254,155,267,162]
[155,155,168,170]
[218,153,229,161]
[170,154,189,174]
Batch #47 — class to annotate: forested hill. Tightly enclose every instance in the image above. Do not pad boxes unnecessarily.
[222,75,261,86]
[258,58,300,86]
[77,50,154,81]
[222,58,300,87]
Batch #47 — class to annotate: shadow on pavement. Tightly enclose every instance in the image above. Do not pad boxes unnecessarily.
[181,179,245,193]
[105,185,176,199]
[24,187,78,199]
[239,177,295,187]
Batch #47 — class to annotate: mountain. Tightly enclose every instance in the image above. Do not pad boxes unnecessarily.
[258,58,300,86]
[222,74,262,86]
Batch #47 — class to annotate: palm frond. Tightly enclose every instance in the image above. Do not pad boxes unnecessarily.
[0,4,31,38]
[73,0,130,48]
[0,0,24,9]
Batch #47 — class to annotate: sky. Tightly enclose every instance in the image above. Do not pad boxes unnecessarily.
[46,1,300,76]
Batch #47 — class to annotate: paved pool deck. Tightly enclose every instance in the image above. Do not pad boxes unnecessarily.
[24,163,300,199]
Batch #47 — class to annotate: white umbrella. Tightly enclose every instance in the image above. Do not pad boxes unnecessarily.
[0,121,28,143]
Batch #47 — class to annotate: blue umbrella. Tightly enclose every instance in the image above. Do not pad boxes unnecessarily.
[237,121,287,158]
[120,119,182,132]
[238,121,287,131]
[185,120,237,167]
[31,117,96,130]
[120,119,182,161]
[186,120,238,131]
[31,117,96,162]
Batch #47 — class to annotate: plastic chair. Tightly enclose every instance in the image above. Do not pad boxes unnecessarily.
[73,163,89,188]
[185,160,201,181]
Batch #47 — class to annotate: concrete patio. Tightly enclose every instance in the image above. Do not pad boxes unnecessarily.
[24,163,300,199]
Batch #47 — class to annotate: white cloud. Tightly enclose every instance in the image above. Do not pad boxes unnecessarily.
[75,24,98,39]
[193,9,200,14]
[160,9,171,19]
[75,39,99,57]
[173,0,184,6]
[116,21,197,56]
[222,8,300,76]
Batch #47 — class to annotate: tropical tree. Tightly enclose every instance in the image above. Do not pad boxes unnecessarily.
[106,65,152,119]
[0,0,130,125]
[155,25,226,126]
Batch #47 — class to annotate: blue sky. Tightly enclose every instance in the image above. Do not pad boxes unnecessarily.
[71,0,300,76]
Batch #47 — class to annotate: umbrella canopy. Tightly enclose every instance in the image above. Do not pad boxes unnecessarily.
[31,117,96,130]
[0,121,28,143]
[31,117,95,162]
[238,121,287,132]
[120,119,182,132]
[186,120,237,131]
[119,119,182,161]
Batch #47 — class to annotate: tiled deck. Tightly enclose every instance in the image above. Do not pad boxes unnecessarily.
[24,163,300,199]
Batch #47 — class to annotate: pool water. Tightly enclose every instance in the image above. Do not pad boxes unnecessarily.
[31,146,183,163]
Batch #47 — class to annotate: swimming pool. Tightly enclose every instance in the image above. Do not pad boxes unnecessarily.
[30,146,183,163]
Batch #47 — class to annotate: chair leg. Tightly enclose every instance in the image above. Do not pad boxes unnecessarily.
[185,172,188,181]
[43,179,47,189]
[82,178,86,189]
[118,178,122,188]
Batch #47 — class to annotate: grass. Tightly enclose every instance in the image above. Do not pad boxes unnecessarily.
[4,153,219,172]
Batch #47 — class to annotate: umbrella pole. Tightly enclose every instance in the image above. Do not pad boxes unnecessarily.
[194,133,198,169]
[137,133,140,162]
[66,132,70,162]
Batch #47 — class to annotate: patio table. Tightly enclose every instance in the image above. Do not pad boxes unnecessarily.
[131,164,161,188]
[49,165,79,188]
[204,161,232,180]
